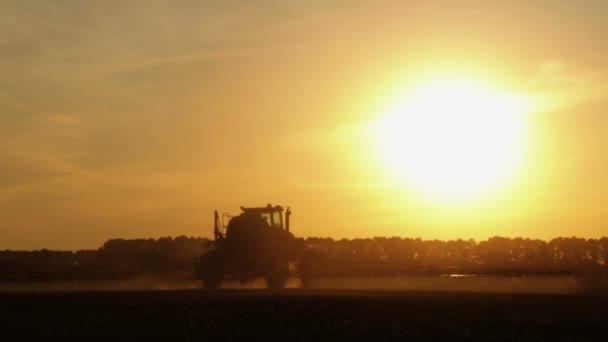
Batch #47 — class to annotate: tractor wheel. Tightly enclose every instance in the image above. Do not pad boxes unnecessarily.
[264,260,289,290]
[199,249,224,289]
[299,273,312,289]
[265,273,288,290]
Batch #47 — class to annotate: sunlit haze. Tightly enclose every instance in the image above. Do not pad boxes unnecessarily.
[2,1,608,249]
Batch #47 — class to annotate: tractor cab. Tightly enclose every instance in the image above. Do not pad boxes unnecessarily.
[240,204,290,231]
[213,204,291,241]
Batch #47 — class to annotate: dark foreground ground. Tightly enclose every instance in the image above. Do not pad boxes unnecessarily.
[1,289,607,340]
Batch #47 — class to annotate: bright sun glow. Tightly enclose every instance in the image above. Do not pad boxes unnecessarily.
[371,77,532,203]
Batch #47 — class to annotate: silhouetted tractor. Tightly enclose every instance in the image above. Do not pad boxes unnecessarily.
[196,204,298,289]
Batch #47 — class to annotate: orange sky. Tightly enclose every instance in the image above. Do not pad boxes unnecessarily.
[1,1,608,249]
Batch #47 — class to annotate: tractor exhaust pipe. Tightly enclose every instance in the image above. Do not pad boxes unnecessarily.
[285,207,291,232]
[214,210,222,240]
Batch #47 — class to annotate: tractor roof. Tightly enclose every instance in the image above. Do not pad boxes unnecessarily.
[240,204,284,213]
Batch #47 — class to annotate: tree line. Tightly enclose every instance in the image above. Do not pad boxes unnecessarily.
[1,236,607,281]
[299,236,608,278]
[0,236,210,281]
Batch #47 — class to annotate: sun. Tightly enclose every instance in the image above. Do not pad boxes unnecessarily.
[370,77,532,203]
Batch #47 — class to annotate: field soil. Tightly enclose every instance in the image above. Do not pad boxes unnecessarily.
[1,289,607,339]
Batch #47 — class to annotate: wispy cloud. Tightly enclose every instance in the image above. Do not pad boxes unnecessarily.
[0,148,74,190]
[526,60,608,112]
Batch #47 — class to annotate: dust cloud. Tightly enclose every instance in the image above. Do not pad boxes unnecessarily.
[302,276,585,294]
[0,278,201,292]
[1,276,600,294]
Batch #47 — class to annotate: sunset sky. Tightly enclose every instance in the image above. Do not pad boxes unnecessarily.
[2,1,608,250]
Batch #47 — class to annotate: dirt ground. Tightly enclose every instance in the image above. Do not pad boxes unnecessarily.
[1,289,607,339]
